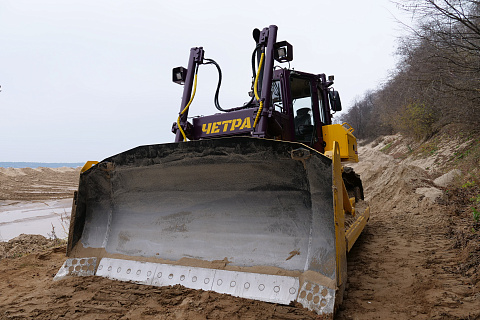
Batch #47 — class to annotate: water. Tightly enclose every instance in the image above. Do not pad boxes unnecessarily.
[0,199,71,241]
[0,162,84,168]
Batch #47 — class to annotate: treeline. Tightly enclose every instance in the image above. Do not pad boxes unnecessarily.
[341,0,480,141]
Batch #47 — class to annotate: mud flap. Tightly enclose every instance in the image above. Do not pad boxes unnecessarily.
[59,137,342,317]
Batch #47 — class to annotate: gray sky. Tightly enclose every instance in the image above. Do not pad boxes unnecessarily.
[0,0,408,162]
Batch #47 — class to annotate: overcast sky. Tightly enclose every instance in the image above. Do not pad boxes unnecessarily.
[0,0,409,162]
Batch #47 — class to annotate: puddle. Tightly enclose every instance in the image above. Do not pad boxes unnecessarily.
[0,199,72,241]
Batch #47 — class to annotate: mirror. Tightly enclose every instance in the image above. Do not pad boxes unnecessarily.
[329,91,342,112]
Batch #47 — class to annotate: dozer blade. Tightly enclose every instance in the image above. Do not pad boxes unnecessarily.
[56,137,346,317]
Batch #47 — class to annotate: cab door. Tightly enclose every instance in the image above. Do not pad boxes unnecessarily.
[289,74,325,152]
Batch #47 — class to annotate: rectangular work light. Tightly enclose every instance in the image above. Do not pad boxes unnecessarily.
[172,67,187,85]
[274,41,293,63]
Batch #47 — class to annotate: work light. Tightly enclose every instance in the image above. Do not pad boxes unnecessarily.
[172,67,187,85]
[274,41,293,62]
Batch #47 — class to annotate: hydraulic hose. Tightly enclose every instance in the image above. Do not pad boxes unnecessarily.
[177,66,199,142]
[251,45,262,96]
[177,45,263,128]
[204,58,228,112]
[205,58,255,112]
[253,52,265,129]
[205,44,262,113]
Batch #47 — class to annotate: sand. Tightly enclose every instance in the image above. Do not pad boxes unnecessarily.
[0,167,80,201]
[0,167,78,241]
[336,140,480,319]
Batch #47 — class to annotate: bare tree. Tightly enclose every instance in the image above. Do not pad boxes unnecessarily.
[389,0,480,129]
[340,0,480,141]
[340,90,393,141]
[397,0,480,101]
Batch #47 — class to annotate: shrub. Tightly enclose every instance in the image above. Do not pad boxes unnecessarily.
[395,102,438,139]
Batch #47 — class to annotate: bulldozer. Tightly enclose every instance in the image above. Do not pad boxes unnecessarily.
[55,25,370,318]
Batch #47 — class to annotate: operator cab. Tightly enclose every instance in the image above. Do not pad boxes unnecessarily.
[271,69,339,153]
[172,24,343,155]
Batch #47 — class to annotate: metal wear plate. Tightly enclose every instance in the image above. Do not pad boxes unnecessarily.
[96,258,299,305]
[297,280,335,314]
[54,257,97,281]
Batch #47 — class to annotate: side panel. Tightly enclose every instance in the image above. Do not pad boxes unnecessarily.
[192,109,255,139]
[323,124,359,162]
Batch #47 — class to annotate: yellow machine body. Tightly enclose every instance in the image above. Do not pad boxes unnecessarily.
[323,123,359,162]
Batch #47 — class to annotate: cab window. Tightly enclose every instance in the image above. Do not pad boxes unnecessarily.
[272,80,284,113]
[317,87,326,124]
[290,76,314,145]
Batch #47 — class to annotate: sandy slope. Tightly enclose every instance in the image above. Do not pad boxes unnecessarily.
[0,142,479,319]
[336,141,479,319]
[0,167,79,201]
